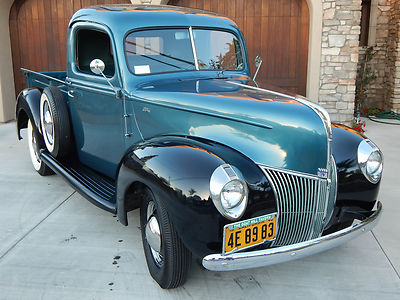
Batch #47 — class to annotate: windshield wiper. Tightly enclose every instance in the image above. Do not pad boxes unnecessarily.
[125,40,195,68]
[126,50,186,70]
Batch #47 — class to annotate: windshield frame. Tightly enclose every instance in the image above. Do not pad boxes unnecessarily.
[123,26,246,76]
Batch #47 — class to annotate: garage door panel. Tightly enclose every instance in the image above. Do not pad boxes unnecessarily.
[10,0,309,97]
[10,0,131,95]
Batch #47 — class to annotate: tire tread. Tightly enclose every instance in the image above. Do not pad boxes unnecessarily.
[140,189,191,289]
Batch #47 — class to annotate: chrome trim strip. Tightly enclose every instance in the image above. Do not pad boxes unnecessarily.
[189,27,199,70]
[257,163,322,180]
[260,168,281,246]
[227,81,296,100]
[295,95,332,175]
[325,157,338,225]
[202,202,382,271]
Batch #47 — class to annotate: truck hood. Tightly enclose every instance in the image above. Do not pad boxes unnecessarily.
[131,78,329,175]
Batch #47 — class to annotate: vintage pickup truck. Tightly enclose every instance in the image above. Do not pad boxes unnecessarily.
[16,5,383,289]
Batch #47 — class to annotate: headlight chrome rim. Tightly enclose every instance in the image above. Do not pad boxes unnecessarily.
[210,164,248,220]
[357,139,383,184]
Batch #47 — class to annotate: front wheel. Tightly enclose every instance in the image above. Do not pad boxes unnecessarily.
[140,189,191,289]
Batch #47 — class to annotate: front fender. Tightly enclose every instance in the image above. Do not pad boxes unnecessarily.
[116,135,276,258]
[331,124,380,209]
[16,88,42,139]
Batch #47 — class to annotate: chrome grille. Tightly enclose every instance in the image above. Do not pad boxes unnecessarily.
[261,166,329,246]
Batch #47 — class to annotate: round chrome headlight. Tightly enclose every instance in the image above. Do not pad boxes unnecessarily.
[210,164,248,220]
[221,180,245,209]
[357,139,383,184]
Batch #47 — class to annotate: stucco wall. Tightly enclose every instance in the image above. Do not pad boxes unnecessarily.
[305,0,323,106]
[0,0,16,123]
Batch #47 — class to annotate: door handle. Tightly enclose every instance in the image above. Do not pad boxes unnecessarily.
[67,90,75,98]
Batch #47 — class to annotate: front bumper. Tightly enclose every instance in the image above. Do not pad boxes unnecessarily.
[202,201,382,271]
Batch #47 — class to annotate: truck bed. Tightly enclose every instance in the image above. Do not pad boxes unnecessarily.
[22,68,67,90]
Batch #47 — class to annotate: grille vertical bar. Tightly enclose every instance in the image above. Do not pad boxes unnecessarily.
[261,166,329,246]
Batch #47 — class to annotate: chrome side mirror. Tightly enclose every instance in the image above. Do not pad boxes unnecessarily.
[90,59,105,75]
[253,55,263,86]
[89,59,121,98]
[255,56,262,68]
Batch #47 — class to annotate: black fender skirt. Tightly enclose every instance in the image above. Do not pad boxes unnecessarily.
[116,135,277,258]
[16,88,42,140]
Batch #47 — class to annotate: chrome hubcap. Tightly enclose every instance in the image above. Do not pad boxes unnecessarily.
[43,101,54,145]
[145,201,163,266]
[31,129,40,162]
[28,121,42,171]
[146,216,161,252]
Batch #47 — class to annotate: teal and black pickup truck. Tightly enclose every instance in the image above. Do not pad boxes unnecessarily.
[16,4,383,289]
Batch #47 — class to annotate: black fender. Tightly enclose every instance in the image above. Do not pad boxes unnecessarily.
[327,124,381,229]
[16,88,42,139]
[116,135,276,258]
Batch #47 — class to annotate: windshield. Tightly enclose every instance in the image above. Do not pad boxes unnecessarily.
[125,28,244,75]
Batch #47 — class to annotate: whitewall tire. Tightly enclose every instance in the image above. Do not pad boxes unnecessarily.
[27,119,53,176]
[39,87,72,158]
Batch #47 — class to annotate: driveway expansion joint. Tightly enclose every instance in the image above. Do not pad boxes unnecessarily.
[372,230,400,280]
[0,191,76,261]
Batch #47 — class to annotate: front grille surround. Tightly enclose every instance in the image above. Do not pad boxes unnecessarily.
[260,165,331,247]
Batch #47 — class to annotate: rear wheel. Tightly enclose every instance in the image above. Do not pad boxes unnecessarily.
[27,119,53,176]
[140,189,191,289]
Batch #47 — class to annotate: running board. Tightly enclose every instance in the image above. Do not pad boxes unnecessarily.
[40,150,117,213]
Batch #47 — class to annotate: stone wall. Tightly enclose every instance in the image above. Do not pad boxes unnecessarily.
[362,0,390,109]
[319,0,362,124]
[386,0,400,113]
[360,0,400,114]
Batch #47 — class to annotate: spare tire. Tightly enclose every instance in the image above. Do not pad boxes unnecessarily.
[40,86,72,158]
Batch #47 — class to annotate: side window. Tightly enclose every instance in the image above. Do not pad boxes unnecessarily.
[76,29,115,77]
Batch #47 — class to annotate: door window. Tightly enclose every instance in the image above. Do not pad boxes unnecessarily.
[76,29,115,77]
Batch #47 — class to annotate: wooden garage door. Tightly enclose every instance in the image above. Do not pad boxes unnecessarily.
[9,0,130,95]
[169,0,309,96]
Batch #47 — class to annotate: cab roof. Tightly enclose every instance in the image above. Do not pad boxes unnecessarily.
[70,5,239,33]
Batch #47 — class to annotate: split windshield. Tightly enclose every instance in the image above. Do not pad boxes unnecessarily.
[125,28,244,75]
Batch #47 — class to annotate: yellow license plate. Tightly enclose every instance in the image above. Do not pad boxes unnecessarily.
[223,213,277,254]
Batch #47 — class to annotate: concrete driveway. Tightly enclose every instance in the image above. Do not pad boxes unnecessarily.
[0,119,399,299]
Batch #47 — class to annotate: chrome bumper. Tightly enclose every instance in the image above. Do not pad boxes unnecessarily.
[202,201,382,271]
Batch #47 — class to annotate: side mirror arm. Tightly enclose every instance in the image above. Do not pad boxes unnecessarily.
[253,55,263,87]
[90,59,121,98]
